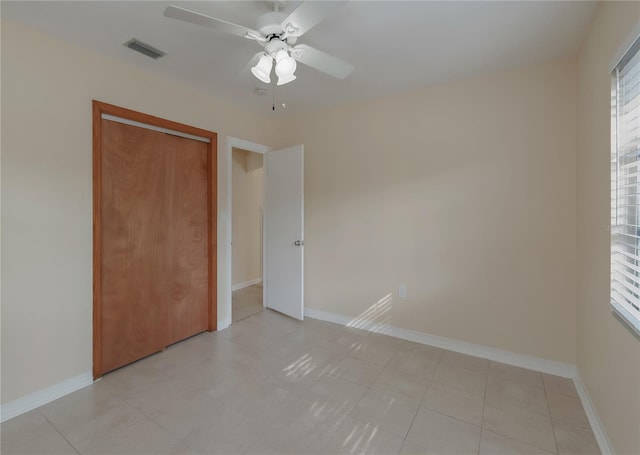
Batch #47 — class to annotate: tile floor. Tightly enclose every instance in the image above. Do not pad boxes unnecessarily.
[1,310,600,455]
[232,284,264,322]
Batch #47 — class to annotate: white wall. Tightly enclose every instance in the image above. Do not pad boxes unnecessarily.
[0,20,274,404]
[232,148,263,287]
[275,58,578,364]
[576,2,640,454]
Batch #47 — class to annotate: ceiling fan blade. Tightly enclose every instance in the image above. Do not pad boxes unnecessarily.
[291,44,354,79]
[164,5,265,42]
[281,1,347,38]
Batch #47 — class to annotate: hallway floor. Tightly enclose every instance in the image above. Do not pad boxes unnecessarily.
[232,283,264,322]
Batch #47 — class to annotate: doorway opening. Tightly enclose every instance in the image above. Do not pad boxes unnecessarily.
[222,137,270,328]
[231,147,264,323]
[221,137,304,328]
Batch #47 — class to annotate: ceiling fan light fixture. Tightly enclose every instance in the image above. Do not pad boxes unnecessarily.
[274,49,297,85]
[251,54,273,84]
[277,73,297,86]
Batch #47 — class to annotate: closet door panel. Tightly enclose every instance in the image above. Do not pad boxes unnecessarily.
[165,135,209,346]
[100,120,169,373]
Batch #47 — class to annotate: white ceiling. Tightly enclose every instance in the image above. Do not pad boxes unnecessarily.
[2,1,597,115]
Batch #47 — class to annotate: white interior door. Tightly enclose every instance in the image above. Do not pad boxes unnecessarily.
[264,145,304,320]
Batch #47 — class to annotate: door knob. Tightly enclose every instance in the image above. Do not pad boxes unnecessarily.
[294,240,304,246]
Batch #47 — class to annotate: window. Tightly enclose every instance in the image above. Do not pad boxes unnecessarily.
[611,36,640,336]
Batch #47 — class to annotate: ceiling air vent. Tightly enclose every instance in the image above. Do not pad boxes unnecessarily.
[123,39,166,60]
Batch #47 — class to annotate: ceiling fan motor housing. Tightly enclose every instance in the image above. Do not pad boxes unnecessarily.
[265,38,288,55]
[256,12,286,37]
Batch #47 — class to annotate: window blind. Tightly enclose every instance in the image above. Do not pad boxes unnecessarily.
[611,37,640,332]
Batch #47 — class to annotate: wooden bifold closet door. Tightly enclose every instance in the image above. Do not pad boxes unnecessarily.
[93,101,216,377]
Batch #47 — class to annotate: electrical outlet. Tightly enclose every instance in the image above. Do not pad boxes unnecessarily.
[398,284,407,298]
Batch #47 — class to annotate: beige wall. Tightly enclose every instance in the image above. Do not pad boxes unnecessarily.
[232,148,263,286]
[275,58,578,364]
[5,10,640,453]
[577,2,640,454]
[0,20,274,404]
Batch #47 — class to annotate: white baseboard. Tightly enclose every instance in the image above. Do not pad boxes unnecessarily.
[232,278,262,292]
[573,371,614,455]
[304,308,576,378]
[1,371,94,423]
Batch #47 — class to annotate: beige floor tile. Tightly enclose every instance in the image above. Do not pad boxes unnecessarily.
[331,356,386,386]
[183,408,265,455]
[204,337,267,372]
[488,361,544,389]
[146,343,207,376]
[243,431,325,455]
[276,344,349,374]
[218,318,297,351]
[349,337,400,366]
[350,389,420,438]
[127,380,222,438]
[386,350,440,380]
[440,350,489,373]
[0,410,78,455]
[293,320,344,346]
[398,440,428,455]
[215,381,302,430]
[371,367,429,403]
[248,309,303,334]
[479,429,555,454]
[486,375,549,416]
[78,419,185,455]
[432,363,488,397]
[399,342,444,362]
[277,396,350,451]
[62,404,158,454]
[368,332,412,351]
[422,381,485,426]
[266,356,331,394]
[543,374,578,398]
[304,375,368,419]
[261,335,311,361]
[553,421,600,455]
[546,392,590,429]
[323,416,405,455]
[99,356,172,401]
[274,355,327,384]
[406,408,482,455]
[320,327,371,352]
[482,402,557,453]
[167,358,241,392]
[38,382,124,436]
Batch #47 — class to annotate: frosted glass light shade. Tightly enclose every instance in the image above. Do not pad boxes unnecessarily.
[277,73,296,85]
[251,54,273,84]
[275,49,297,85]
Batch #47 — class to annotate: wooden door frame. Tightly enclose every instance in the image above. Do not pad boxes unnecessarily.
[92,100,217,379]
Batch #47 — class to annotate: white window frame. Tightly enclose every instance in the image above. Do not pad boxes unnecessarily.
[611,34,640,337]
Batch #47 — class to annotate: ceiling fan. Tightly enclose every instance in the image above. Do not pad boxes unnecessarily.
[163,1,354,86]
